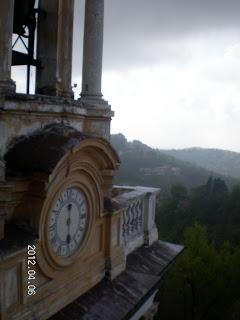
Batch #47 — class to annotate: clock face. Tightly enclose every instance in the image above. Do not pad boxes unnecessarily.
[49,187,88,258]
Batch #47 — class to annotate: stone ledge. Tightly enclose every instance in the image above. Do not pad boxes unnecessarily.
[50,240,184,320]
[0,94,114,118]
[3,93,79,106]
[113,186,160,202]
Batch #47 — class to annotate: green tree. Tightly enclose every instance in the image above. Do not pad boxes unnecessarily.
[156,225,240,320]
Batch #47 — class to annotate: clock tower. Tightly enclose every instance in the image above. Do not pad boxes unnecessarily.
[0,1,183,319]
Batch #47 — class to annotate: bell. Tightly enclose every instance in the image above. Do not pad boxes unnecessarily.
[13,0,36,36]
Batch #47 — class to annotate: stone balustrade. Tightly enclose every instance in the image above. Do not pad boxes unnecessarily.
[113,186,160,255]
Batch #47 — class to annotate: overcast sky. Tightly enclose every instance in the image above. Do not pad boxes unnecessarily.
[95,0,240,152]
[13,0,240,152]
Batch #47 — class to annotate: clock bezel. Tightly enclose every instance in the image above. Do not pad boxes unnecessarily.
[48,186,88,259]
[41,178,95,270]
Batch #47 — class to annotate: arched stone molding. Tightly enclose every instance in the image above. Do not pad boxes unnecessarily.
[3,125,120,279]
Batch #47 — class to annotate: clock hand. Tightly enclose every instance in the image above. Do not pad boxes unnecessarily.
[66,203,72,244]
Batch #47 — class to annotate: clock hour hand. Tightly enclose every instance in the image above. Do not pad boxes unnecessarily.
[66,203,72,244]
[66,234,71,244]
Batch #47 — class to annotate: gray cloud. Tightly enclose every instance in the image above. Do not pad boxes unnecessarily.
[70,1,240,151]
[105,0,240,35]
[73,0,240,72]
[102,0,240,70]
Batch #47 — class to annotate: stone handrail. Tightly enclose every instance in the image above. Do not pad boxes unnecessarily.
[113,186,160,255]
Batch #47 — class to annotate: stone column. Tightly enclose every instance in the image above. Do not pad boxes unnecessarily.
[36,0,74,98]
[81,0,104,100]
[0,0,16,95]
[0,160,6,240]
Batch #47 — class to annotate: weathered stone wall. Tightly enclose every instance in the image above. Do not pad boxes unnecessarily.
[0,135,122,320]
[0,94,113,162]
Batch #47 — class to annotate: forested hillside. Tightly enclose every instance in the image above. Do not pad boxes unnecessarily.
[156,179,240,320]
[111,133,240,320]
[111,134,239,193]
[161,147,240,179]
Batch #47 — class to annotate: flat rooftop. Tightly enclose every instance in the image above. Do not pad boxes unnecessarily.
[50,241,184,320]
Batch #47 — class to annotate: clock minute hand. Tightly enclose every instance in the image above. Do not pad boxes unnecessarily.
[66,203,72,244]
